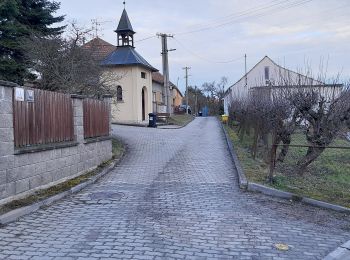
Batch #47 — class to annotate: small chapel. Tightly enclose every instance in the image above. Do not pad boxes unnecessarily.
[100,7,158,123]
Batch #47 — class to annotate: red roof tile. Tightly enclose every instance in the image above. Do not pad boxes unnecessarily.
[82,37,116,61]
[152,72,183,97]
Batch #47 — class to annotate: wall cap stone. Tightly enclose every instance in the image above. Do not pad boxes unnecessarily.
[70,94,85,99]
[14,141,79,155]
[0,80,19,88]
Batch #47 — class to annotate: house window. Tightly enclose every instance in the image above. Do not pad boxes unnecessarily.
[141,72,146,79]
[152,92,156,102]
[117,86,123,101]
[264,66,270,80]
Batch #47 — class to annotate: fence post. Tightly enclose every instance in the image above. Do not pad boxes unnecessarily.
[0,82,16,199]
[0,82,15,156]
[103,94,112,136]
[71,95,85,143]
[268,143,277,183]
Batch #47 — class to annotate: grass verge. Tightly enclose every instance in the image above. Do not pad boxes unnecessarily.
[168,114,194,126]
[0,138,125,215]
[224,125,350,208]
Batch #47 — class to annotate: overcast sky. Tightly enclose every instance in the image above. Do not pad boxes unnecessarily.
[57,0,350,93]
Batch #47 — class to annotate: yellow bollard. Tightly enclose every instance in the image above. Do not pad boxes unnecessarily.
[221,114,228,124]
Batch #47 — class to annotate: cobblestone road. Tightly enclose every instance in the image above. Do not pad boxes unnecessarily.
[0,117,349,260]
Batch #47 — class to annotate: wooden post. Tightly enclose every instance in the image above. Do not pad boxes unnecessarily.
[268,143,277,183]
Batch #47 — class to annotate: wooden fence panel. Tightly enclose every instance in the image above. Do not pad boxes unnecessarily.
[83,99,109,139]
[13,88,74,148]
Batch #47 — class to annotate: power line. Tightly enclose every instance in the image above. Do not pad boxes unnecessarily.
[173,37,244,64]
[179,0,283,31]
[135,35,157,43]
[133,1,291,43]
[175,0,293,35]
[132,0,329,65]
[176,0,313,35]
[132,0,313,43]
[174,1,349,54]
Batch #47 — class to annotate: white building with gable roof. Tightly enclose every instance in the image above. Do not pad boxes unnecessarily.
[223,56,342,114]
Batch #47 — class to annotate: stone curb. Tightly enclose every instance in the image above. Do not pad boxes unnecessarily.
[221,123,350,213]
[323,240,350,260]
[301,197,350,213]
[157,125,182,129]
[221,123,248,189]
[247,183,294,199]
[112,122,147,128]
[246,180,350,214]
[0,148,125,226]
[113,116,195,130]
[158,116,195,130]
[248,182,350,213]
[173,115,196,129]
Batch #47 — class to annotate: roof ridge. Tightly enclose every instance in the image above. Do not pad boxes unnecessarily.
[101,46,158,72]
[227,56,324,92]
[227,56,268,90]
[84,37,115,47]
[267,56,324,85]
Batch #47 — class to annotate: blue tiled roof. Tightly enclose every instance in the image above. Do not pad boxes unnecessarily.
[101,46,158,72]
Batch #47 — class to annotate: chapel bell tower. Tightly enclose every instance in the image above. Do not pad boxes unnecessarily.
[115,8,135,47]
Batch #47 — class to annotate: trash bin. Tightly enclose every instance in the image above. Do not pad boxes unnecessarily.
[148,113,157,128]
[221,114,228,124]
[198,111,203,117]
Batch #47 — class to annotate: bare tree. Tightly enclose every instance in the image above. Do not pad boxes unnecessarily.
[23,23,121,97]
[202,76,228,115]
[290,85,350,175]
[229,78,349,179]
[184,86,207,115]
[229,92,296,160]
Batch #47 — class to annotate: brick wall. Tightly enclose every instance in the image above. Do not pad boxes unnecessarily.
[0,81,112,204]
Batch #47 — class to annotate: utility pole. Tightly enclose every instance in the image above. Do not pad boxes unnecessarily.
[183,66,191,114]
[157,33,175,114]
[195,86,198,116]
[244,54,247,88]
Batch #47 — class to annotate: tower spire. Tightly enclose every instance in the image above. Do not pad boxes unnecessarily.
[115,7,135,47]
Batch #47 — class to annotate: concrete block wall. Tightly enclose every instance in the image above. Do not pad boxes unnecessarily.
[0,82,112,204]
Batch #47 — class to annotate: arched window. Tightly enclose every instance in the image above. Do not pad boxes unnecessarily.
[117,86,123,101]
